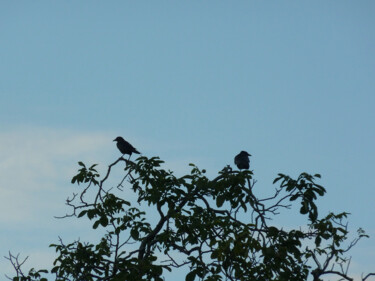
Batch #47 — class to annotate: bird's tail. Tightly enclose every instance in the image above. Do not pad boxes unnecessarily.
[134,149,141,154]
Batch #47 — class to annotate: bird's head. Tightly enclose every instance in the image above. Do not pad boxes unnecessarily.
[241,151,251,157]
[113,136,123,142]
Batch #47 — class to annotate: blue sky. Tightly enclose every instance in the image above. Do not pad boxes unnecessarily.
[1,1,374,279]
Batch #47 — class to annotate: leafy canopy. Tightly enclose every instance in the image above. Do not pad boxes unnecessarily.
[8,156,374,281]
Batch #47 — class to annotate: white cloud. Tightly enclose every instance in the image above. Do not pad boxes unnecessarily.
[0,127,120,278]
[0,127,113,223]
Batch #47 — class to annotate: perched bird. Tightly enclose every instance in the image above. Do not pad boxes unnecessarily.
[113,136,140,158]
[234,151,251,170]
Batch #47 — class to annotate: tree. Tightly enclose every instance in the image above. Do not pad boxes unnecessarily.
[7,155,375,281]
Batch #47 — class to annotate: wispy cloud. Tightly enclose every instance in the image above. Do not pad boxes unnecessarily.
[0,127,113,223]
[0,127,118,278]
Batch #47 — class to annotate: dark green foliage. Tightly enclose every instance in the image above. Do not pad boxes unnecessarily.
[273,172,325,222]
[8,156,372,281]
[71,162,100,186]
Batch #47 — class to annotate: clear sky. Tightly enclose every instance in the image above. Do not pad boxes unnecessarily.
[1,1,374,279]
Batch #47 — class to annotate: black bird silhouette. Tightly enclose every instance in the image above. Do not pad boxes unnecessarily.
[113,136,140,158]
[234,151,251,170]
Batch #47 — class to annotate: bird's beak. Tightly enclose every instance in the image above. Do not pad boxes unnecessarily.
[113,139,116,142]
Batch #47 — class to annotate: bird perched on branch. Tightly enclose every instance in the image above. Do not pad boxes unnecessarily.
[113,136,140,158]
[234,151,251,170]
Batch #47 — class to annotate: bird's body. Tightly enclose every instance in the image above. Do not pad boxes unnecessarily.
[113,136,140,157]
[234,151,251,170]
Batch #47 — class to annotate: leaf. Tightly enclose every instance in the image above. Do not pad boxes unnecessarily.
[216,196,225,208]
[93,220,100,229]
[186,271,196,281]
[78,210,87,218]
[87,209,96,220]
[314,185,326,195]
[131,228,139,240]
[100,216,109,227]
[300,205,308,215]
[315,236,322,246]
[309,208,318,222]
[154,266,163,276]
[290,194,299,201]
[211,250,219,259]
[268,226,279,236]
[71,176,77,184]
[90,164,98,169]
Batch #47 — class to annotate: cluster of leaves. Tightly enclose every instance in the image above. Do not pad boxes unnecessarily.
[7,156,374,281]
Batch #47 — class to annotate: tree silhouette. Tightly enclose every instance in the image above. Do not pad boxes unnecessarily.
[7,155,375,281]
